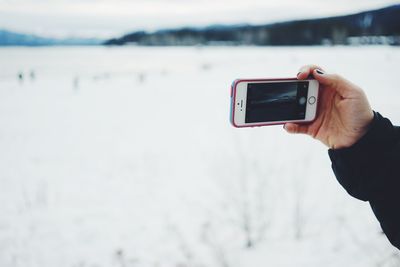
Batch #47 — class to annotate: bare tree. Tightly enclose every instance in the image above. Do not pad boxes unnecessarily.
[166,223,205,267]
[291,156,312,241]
[201,222,231,267]
[208,135,275,249]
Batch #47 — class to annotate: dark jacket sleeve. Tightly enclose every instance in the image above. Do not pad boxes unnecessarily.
[328,112,400,250]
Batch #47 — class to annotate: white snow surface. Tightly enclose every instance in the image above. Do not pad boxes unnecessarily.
[0,46,399,267]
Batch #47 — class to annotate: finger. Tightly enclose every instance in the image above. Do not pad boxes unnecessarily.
[283,123,308,135]
[297,64,324,80]
[312,69,350,95]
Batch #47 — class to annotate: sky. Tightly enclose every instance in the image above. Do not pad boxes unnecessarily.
[0,0,399,38]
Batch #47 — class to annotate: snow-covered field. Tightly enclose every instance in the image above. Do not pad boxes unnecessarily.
[0,46,399,267]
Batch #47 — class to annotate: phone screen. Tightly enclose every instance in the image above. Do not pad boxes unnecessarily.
[245,81,309,123]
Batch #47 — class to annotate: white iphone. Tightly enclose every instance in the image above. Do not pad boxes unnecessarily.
[230,78,319,128]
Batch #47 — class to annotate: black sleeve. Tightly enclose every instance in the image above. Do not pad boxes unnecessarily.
[328,112,400,250]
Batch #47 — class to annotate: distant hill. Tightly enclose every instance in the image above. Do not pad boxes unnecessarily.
[0,30,53,46]
[0,30,102,46]
[105,5,400,46]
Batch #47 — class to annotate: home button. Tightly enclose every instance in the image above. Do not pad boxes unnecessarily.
[308,96,316,105]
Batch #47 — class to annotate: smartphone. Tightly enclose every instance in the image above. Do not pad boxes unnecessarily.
[230,78,319,128]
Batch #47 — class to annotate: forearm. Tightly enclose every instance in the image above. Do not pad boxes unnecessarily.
[328,112,400,249]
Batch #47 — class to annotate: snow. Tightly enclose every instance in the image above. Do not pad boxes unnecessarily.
[0,46,399,267]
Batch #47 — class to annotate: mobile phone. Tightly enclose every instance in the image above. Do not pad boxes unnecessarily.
[230,78,319,128]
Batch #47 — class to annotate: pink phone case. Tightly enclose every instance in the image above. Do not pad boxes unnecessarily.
[230,78,319,128]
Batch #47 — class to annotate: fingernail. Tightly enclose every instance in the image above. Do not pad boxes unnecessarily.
[316,69,324,75]
[297,72,301,77]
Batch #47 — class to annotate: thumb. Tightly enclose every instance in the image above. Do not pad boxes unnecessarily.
[283,123,308,134]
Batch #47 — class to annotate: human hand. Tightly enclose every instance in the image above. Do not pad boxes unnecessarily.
[284,65,374,149]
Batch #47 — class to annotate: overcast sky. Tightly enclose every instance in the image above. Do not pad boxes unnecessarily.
[0,0,399,38]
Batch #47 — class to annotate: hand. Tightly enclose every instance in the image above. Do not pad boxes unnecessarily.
[284,65,374,149]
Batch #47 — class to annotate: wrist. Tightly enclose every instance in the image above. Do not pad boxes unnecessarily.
[331,110,375,150]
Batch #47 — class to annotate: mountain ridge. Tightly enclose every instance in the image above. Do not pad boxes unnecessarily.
[1,5,399,46]
[0,29,102,46]
[105,4,400,46]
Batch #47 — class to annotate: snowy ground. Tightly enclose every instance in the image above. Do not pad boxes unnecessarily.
[0,46,399,267]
